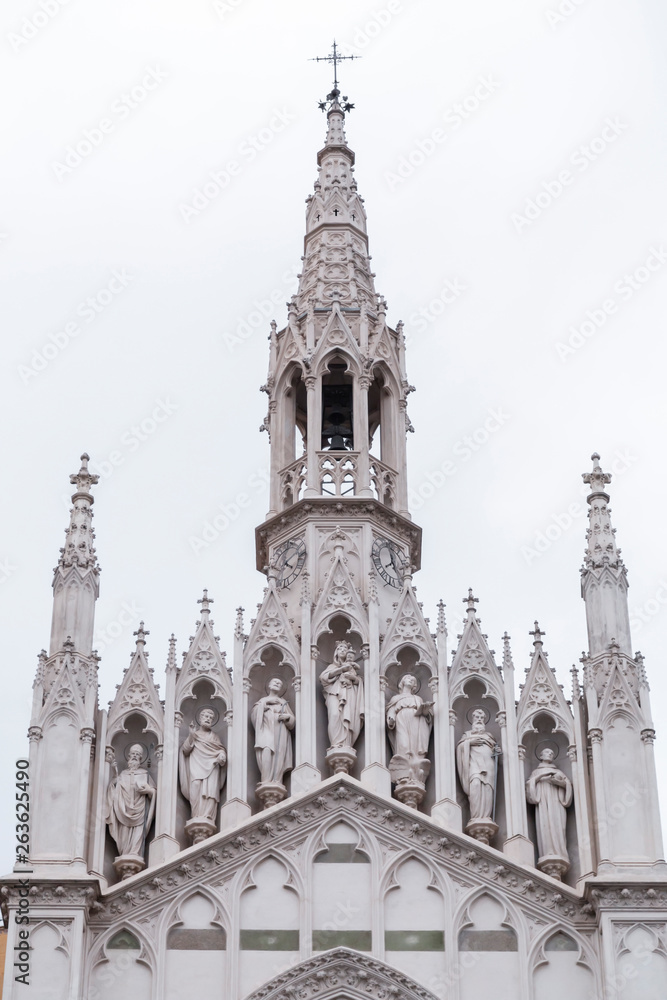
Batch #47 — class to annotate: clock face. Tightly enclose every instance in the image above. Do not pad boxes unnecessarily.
[274,538,306,589]
[372,538,407,589]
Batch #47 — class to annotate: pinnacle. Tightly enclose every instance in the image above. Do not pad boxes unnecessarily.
[134,622,149,647]
[198,589,214,615]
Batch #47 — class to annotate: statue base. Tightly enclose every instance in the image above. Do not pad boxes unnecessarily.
[466,819,498,845]
[325,746,357,775]
[537,855,570,881]
[256,781,287,810]
[185,817,217,845]
[393,778,426,810]
[113,854,145,880]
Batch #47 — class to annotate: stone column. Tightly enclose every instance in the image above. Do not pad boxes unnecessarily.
[304,375,320,496]
[291,637,320,793]
[431,616,462,830]
[501,661,533,865]
[221,615,251,829]
[361,574,390,795]
[355,374,372,497]
[150,642,180,864]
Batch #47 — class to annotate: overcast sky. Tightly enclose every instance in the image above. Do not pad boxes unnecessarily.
[2,0,667,868]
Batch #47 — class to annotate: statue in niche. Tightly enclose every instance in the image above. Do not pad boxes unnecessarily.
[526,747,573,879]
[386,674,433,804]
[320,641,364,749]
[251,678,295,785]
[179,708,227,825]
[106,744,156,867]
[456,708,499,843]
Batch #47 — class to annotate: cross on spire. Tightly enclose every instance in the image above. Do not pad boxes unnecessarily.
[529,621,546,647]
[463,588,479,614]
[310,40,359,93]
[198,588,213,615]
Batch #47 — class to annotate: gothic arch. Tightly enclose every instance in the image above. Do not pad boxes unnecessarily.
[453,886,526,954]
[315,344,362,380]
[243,947,441,1000]
[88,921,156,977]
[528,925,598,976]
[157,885,229,942]
[380,849,450,905]
[234,847,305,904]
[305,816,379,868]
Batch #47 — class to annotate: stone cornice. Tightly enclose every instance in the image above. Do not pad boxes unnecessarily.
[256,499,422,573]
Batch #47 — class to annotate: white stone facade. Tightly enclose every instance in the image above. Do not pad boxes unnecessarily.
[2,85,666,999]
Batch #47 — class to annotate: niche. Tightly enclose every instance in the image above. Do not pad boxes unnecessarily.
[452,680,505,849]
[104,713,158,883]
[322,359,353,450]
[175,679,228,849]
[315,615,365,779]
[246,647,296,811]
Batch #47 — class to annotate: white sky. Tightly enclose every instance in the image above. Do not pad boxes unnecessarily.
[2,0,667,869]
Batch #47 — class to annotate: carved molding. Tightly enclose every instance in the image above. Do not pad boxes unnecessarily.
[245,948,439,1000]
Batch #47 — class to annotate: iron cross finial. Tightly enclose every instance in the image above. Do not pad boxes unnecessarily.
[310,39,360,92]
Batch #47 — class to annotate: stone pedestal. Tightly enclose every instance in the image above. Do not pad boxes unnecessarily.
[325,746,357,775]
[113,854,145,880]
[466,819,498,845]
[537,855,569,881]
[185,817,217,845]
[257,781,288,810]
[394,779,426,810]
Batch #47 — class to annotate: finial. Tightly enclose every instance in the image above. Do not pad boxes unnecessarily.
[529,621,545,648]
[134,622,149,647]
[166,634,177,672]
[501,632,514,672]
[437,600,447,635]
[198,589,213,615]
[463,589,479,615]
[235,607,245,640]
[582,451,612,496]
[70,452,99,499]
[311,40,360,108]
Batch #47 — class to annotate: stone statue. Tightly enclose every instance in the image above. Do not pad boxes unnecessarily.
[251,678,295,786]
[320,641,364,749]
[179,708,227,831]
[386,673,433,760]
[106,744,156,874]
[456,708,499,843]
[386,674,433,806]
[526,748,573,879]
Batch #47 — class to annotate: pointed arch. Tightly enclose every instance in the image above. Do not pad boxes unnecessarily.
[453,885,526,954]
[243,947,442,1000]
[380,847,450,904]
[234,846,305,902]
[88,920,156,973]
[305,816,379,868]
[528,925,597,973]
[157,883,229,942]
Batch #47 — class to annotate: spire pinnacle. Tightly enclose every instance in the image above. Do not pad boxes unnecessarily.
[70,452,99,500]
[437,600,447,635]
[198,589,213,616]
[502,632,514,672]
[463,589,479,616]
[582,453,624,572]
[133,622,149,647]
[529,621,545,649]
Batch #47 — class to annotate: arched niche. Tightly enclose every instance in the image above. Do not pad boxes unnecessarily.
[533,930,595,1000]
[246,647,296,811]
[314,615,365,779]
[321,356,354,453]
[521,711,579,886]
[164,891,226,1000]
[25,922,70,999]
[175,678,229,850]
[384,857,445,988]
[238,856,300,997]
[451,679,505,849]
[457,894,519,1000]
[90,927,152,1000]
[368,364,399,482]
[311,821,372,952]
[105,712,159,882]
[384,647,437,812]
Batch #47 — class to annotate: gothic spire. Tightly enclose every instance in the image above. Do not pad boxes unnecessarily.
[49,453,101,655]
[580,453,631,656]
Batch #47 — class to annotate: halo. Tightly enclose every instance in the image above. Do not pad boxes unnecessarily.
[535,739,560,762]
[124,742,148,765]
[466,706,491,725]
[196,705,220,727]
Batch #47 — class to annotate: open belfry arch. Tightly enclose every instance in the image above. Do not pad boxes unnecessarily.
[2,47,667,1000]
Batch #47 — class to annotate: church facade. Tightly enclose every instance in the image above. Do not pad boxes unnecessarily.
[2,81,667,1000]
